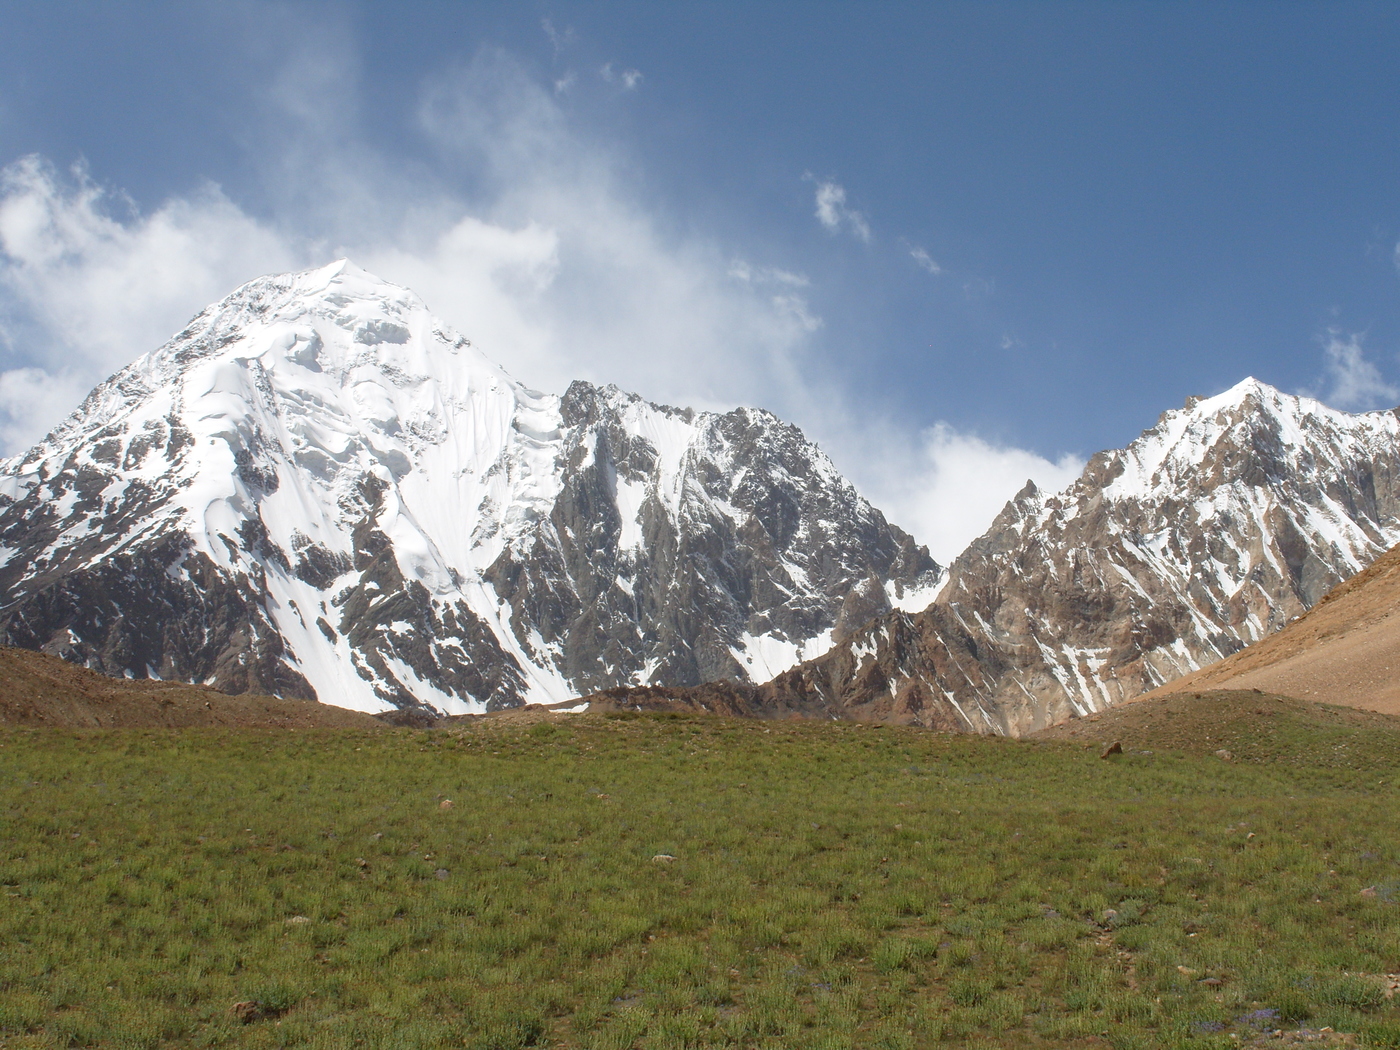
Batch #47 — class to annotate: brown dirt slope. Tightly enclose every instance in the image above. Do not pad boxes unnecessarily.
[0,646,383,728]
[1138,542,1400,714]
[1033,688,1400,763]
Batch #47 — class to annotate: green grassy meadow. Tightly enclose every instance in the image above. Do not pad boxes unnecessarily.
[3,705,1400,1048]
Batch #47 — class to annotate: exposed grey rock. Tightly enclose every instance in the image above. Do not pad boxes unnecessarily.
[0,261,940,714]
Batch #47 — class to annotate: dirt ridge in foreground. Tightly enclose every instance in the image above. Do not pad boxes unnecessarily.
[0,645,383,728]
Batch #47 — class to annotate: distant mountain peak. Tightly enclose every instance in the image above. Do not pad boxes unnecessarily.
[739,380,1400,734]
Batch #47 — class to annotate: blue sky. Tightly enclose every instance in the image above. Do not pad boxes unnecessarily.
[3,2,1400,559]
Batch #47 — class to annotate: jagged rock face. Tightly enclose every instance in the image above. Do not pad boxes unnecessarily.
[764,380,1400,735]
[0,261,940,714]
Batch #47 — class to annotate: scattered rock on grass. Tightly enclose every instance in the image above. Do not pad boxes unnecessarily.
[230,1000,264,1024]
[1100,741,1123,758]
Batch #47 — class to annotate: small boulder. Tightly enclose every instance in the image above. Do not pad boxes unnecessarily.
[230,1000,263,1024]
[1213,749,1233,761]
[439,799,454,811]
[1100,741,1123,759]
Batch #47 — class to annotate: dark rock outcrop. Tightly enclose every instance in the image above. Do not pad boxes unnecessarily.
[611,380,1400,735]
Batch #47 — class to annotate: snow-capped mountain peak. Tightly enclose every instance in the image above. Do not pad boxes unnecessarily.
[1097,377,1393,507]
[745,378,1400,735]
[0,262,940,714]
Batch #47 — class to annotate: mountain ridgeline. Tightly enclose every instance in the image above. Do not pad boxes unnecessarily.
[0,262,940,715]
[651,380,1400,734]
[3,261,1398,731]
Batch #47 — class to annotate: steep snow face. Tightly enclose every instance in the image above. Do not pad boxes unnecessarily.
[764,378,1400,735]
[1048,377,1400,651]
[0,262,939,713]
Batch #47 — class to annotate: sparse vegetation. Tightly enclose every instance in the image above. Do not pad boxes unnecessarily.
[3,700,1400,1047]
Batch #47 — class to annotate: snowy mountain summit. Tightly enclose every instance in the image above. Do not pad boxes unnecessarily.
[747,378,1400,734]
[0,262,940,713]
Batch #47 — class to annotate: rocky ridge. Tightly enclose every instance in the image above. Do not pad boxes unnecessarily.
[0,262,940,714]
[625,380,1400,734]
[1140,539,1400,715]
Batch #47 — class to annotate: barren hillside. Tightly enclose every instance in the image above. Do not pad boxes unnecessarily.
[1141,543,1400,714]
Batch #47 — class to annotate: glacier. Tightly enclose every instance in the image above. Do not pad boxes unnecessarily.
[0,261,940,714]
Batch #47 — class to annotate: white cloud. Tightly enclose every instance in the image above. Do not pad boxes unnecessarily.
[835,421,1083,564]
[402,54,819,411]
[0,42,1072,570]
[908,244,941,274]
[0,155,300,445]
[1306,329,1400,410]
[0,51,822,452]
[809,177,871,243]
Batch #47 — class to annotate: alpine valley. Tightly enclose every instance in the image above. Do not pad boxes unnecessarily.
[0,262,940,715]
[4,262,1400,732]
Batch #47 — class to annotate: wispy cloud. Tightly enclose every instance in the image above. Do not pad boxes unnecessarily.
[807,176,871,243]
[1304,328,1400,410]
[728,260,809,287]
[600,63,643,90]
[908,244,941,274]
[727,260,821,333]
[541,18,572,56]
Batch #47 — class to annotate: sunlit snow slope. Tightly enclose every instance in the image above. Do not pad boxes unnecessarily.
[0,262,939,713]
